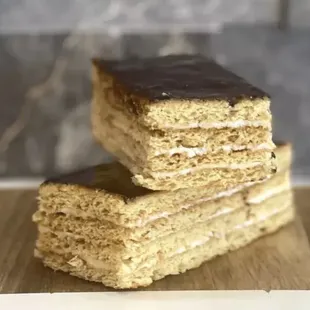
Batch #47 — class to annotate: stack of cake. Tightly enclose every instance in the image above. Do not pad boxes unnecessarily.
[33,55,294,289]
[91,55,275,191]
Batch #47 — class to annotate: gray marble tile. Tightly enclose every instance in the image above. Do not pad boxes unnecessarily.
[0,33,123,177]
[0,0,278,34]
[291,0,310,27]
[123,33,211,58]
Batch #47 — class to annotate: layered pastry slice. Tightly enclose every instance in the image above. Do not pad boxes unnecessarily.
[33,143,294,289]
[92,54,276,190]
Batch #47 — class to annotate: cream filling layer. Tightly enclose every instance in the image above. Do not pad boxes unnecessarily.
[162,120,271,130]
[247,183,291,204]
[79,204,291,273]
[154,143,273,157]
[106,110,273,155]
[175,203,290,256]
[133,181,257,228]
[105,100,271,132]
[52,182,254,228]
[40,180,288,254]
[51,179,271,229]
[148,161,264,179]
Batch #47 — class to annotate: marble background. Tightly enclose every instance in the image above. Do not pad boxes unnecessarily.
[0,0,309,178]
[0,0,280,33]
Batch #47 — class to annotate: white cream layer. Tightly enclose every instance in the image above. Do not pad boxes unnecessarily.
[247,183,291,204]
[174,204,290,256]
[133,181,257,228]
[232,204,290,230]
[162,120,271,130]
[77,204,291,273]
[149,161,264,179]
[55,176,285,238]
[135,207,234,229]
[54,179,268,229]
[154,143,273,157]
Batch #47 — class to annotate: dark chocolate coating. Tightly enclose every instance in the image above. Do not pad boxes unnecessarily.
[93,54,270,106]
[44,162,151,199]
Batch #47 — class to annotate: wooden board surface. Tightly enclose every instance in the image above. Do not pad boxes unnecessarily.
[0,188,310,293]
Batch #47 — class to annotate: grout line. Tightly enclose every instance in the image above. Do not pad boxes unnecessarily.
[292,177,310,187]
[277,0,291,30]
[0,178,43,189]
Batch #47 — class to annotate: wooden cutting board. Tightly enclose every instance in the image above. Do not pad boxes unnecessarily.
[0,188,310,293]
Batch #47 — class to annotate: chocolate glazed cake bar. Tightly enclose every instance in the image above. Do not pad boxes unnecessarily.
[33,143,294,289]
[92,55,276,190]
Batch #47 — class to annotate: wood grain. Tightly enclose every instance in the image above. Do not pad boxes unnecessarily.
[295,187,310,241]
[0,189,310,293]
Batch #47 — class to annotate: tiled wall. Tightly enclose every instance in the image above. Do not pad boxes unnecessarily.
[0,0,279,33]
[0,0,309,178]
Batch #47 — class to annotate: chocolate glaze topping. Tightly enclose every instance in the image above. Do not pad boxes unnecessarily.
[93,54,270,106]
[44,162,151,199]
